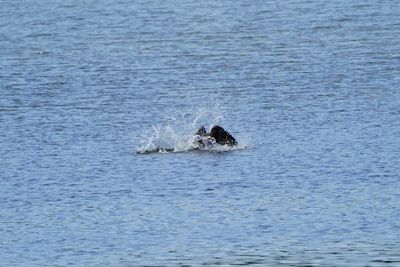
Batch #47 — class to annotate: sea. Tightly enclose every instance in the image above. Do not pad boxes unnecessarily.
[1,0,400,266]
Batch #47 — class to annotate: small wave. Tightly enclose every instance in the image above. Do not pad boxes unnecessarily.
[136,142,248,155]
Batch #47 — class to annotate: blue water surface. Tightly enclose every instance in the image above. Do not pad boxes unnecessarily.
[1,0,400,266]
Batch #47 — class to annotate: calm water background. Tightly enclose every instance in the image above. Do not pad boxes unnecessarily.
[1,0,400,266]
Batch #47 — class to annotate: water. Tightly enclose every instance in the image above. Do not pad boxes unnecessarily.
[1,0,400,266]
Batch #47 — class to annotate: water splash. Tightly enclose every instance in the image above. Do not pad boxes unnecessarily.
[134,94,249,154]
